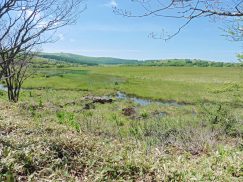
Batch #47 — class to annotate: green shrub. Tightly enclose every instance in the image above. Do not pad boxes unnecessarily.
[199,103,241,136]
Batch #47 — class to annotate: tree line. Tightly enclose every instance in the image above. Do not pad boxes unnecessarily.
[140,59,238,67]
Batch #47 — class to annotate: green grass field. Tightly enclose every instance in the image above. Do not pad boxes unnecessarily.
[1,63,242,181]
[23,66,243,104]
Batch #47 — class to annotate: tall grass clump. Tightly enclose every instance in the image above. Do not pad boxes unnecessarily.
[56,111,81,132]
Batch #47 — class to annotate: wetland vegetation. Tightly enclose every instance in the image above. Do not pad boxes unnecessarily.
[0,58,242,181]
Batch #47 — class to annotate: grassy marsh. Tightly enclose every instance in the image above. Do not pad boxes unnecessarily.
[0,63,242,181]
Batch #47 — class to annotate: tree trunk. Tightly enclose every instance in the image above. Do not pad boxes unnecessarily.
[6,78,19,102]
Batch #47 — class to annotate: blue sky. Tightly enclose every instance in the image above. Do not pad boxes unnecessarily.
[43,0,242,62]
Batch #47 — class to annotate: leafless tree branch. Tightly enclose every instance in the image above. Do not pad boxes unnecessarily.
[114,0,243,40]
[0,0,86,102]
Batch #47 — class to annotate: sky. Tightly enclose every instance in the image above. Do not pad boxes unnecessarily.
[42,0,242,62]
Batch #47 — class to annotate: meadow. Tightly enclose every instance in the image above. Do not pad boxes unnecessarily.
[0,61,242,181]
[23,65,243,103]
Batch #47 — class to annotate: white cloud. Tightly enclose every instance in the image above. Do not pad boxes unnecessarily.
[20,8,47,28]
[104,0,118,8]
[25,9,33,17]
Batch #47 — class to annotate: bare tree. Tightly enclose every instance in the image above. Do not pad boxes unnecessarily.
[0,0,23,79]
[0,0,21,19]
[114,0,243,40]
[4,53,34,102]
[0,0,85,102]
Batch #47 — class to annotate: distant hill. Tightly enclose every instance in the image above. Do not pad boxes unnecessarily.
[38,52,238,67]
[38,53,139,65]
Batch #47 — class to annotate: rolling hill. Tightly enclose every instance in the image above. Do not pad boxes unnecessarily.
[38,52,139,65]
[38,52,237,67]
